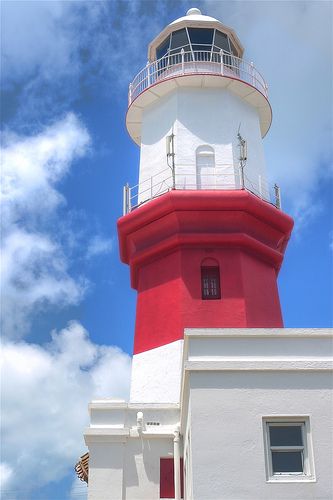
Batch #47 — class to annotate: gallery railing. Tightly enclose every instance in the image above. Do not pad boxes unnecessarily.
[123,167,281,215]
[128,49,268,105]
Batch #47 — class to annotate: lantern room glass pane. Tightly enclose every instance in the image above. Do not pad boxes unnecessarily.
[156,36,170,60]
[229,39,238,56]
[269,426,303,447]
[213,30,230,52]
[188,28,214,51]
[272,451,304,474]
[170,28,190,52]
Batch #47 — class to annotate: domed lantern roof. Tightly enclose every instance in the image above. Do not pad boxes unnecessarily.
[148,7,244,62]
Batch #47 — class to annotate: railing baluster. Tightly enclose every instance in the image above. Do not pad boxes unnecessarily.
[123,183,130,214]
[146,61,150,86]
[128,84,133,105]
[250,62,255,87]
[123,185,127,215]
[124,164,280,212]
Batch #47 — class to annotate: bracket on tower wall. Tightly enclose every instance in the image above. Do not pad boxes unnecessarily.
[123,183,131,215]
[166,133,176,189]
[237,131,247,189]
[274,183,282,210]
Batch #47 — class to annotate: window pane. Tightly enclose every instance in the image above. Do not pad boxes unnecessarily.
[170,28,189,50]
[201,266,221,300]
[229,39,238,57]
[213,31,230,52]
[269,426,303,447]
[188,28,214,52]
[156,36,170,60]
[188,28,213,45]
[272,451,303,473]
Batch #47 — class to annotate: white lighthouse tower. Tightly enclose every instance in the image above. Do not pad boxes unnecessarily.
[79,9,333,500]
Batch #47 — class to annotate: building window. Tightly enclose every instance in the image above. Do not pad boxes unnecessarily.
[201,264,221,300]
[263,418,315,482]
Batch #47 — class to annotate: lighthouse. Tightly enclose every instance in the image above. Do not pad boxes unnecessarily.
[81,9,333,500]
[118,7,292,405]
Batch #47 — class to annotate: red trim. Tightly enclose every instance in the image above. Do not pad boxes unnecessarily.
[118,191,293,272]
[129,232,284,290]
[119,190,292,244]
[160,458,184,499]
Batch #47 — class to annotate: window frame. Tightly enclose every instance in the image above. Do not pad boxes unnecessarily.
[201,265,221,300]
[155,28,239,64]
[263,417,316,483]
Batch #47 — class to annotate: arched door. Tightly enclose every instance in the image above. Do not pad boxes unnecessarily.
[196,145,215,189]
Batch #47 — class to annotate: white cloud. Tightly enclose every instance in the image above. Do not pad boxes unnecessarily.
[2,1,109,125]
[69,476,88,500]
[0,463,13,491]
[1,228,87,338]
[1,113,91,338]
[202,0,333,223]
[2,1,105,86]
[0,111,125,498]
[4,1,331,224]
[0,321,131,498]
[86,235,114,259]
[1,0,173,125]
[2,112,90,224]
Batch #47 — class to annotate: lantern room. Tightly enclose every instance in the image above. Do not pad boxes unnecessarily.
[148,8,243,62]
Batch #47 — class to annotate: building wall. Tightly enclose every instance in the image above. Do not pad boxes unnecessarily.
[124,438,174,500]
[86,330,332,500]
[139,87,268,204]
[86,403,180,500]
[182,329,333,500]
[88,440,126,500]
[130,340,184,404]
[88,437,174,500]
[134,246,284,355]
[188,370,332,500]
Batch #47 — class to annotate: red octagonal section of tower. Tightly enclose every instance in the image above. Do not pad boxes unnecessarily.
[118,190,293,355]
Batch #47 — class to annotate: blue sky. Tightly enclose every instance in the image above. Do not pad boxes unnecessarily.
[1,1,332,499]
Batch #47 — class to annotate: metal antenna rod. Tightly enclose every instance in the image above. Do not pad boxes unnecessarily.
[166,132,176,189]
[237,131,247,189]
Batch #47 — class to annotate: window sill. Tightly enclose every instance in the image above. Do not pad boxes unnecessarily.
[267,476,316,484]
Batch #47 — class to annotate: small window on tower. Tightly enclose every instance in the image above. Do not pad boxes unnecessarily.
[201,264,221,300]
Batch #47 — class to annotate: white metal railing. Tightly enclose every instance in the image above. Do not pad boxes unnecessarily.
[123,168,281,215]
[128,49,268,105]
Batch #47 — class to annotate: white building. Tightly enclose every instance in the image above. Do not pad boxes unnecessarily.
[76,8,333,500]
